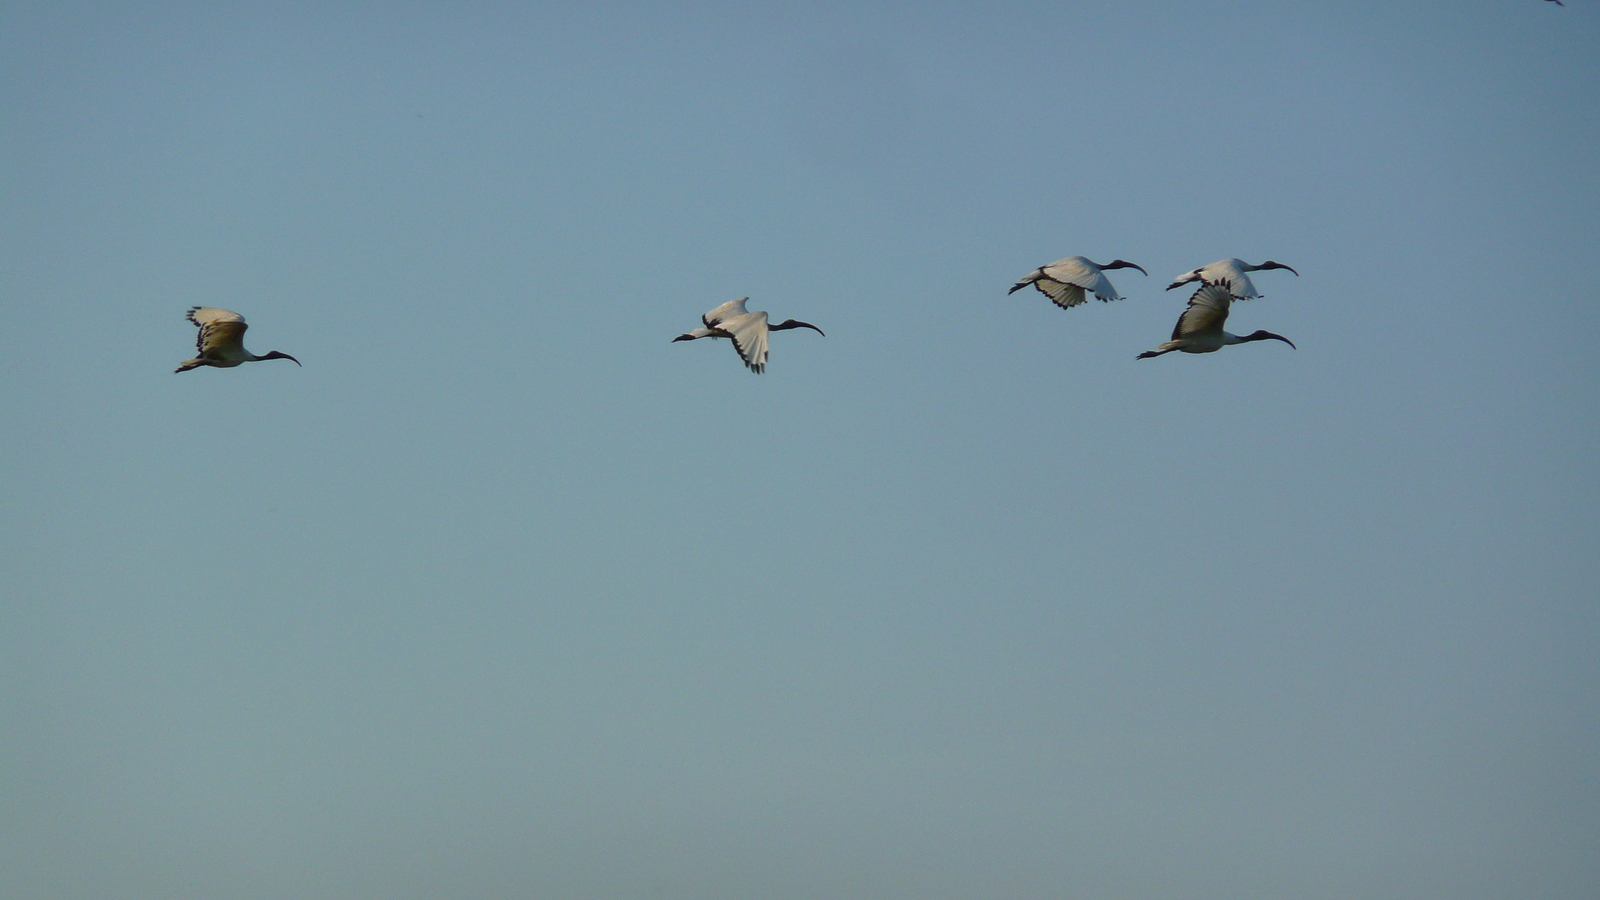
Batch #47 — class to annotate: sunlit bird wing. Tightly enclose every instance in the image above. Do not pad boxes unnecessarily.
[702,297,752,329]
[717,310,771,373]
[187,306,249,357]
[1171,284,1232,340]
[1198,260,1260,300]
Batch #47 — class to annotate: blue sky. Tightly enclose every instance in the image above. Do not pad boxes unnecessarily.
[2,2,1596,898]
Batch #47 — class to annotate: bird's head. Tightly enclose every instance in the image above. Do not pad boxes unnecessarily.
[1242,330,1295,349]
[1257,261,1299,276]
[262,351,302,366]
[772,319,825,336]
[1103,260,1149,277]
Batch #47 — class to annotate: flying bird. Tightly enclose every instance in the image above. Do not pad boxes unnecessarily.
[1137,284,1295,359]
[1166,258,1298,300]
[175,307,301,373]
[672,297,824,373]
[1009,256,1148,310]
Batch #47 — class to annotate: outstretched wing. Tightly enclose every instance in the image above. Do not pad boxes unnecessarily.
[1033,279,1087,310]
[1171,284,1231,340]
[1215,271,1260,300]
[187,306,249,357]
[1201,259,1260,300]
[702,297,751,329]
[718,310,770,373]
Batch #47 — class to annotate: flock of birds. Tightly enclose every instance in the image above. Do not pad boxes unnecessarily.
[1008,256,1299,361]
[173,256,1298,375]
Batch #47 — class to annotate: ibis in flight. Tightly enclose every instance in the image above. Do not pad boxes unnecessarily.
[1137,284,1295,360]
[1009,256,1148,310]
[1166,258,1298,300]
[672,297,824,373]
[174,307,301,373]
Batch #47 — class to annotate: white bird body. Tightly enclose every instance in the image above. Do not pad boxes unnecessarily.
[175,307,301,373]
[1009,256,1147,310]
[1137,284,1295,359]
[673,297,823,373]
[1166,258,1298,300]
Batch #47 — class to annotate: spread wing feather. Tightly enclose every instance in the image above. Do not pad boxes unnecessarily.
[702,297,751,329]
[1172,284,1231,340]
[1200,260,1260,300]
[719,310,770,373]
[187,306,249,357]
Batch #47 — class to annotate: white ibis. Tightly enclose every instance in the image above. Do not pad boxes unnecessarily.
[1137,284,1295,359]
[1009,256,1148,310]
[174,307,301,373]
[1166,258,1298,300]
[672,297,824,374]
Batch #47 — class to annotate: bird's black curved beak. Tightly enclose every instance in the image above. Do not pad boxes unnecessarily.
[776,320,825,337]
[1263,261,1299,277]
[1108,260,1149,277]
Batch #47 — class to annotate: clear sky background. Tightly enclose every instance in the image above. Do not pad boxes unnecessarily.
[2,2,1596,898]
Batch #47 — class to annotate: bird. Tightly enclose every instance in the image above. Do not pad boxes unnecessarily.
[174,307,301,373]
[1166,258,1298,300]
[1137,283,1295,359]
[1008,256,1148,310]
[672,297,824,374]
